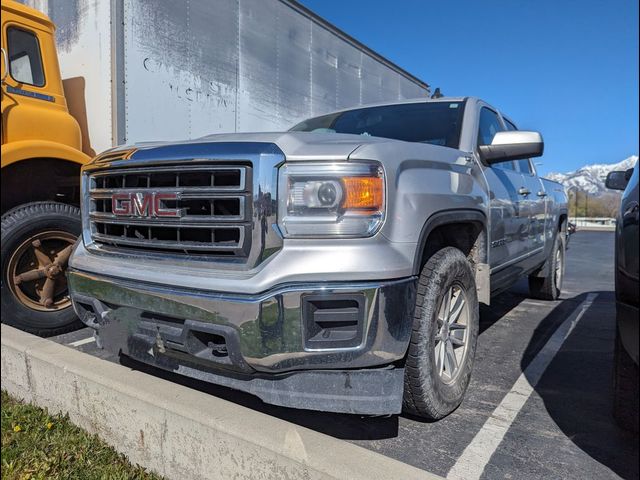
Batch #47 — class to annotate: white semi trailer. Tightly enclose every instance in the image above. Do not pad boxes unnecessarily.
[25,0,429,155]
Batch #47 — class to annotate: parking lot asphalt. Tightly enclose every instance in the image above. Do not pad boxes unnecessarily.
[50,231,639,480]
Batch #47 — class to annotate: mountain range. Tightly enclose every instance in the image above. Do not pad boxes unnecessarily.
[545,155,638,195]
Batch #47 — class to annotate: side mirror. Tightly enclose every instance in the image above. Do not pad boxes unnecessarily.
[605,170,631,191]
[478,131,544,165]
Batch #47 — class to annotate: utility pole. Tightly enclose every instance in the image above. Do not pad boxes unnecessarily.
[585,193,589,222]
[568,186,579,224]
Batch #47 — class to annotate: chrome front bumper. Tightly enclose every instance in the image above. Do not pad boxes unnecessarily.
[68,269,416,414]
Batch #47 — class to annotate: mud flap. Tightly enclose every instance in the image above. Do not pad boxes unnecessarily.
[476,263,490,305]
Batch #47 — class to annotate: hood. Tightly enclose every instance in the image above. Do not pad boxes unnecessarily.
[199,132,393,160]
[106,131,397,163]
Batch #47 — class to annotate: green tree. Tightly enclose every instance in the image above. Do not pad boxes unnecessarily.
[568,190,621,218]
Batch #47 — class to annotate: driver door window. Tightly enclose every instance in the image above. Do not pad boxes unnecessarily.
[477,107,503,146]
[7,27,45,87]
[478,108,516,171]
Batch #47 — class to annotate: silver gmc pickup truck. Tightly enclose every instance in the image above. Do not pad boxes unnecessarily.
[68,97,567,419]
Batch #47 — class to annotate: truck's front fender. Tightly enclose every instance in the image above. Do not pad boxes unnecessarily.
[1,140,91,168]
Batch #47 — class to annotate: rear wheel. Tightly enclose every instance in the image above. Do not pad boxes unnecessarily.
[403,247,479,419]
[1,202,82,336]
[529,232,565,300]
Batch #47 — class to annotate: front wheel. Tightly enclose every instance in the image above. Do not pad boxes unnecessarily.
[1,202,82,336]
[403,247,479,419]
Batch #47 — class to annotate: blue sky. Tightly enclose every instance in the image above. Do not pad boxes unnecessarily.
[301,0,639,175]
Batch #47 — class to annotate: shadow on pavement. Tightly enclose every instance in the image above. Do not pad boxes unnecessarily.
[479,287,528,335]
[521,291,639,480]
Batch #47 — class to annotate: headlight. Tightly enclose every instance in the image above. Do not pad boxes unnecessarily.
[278,162,385,237]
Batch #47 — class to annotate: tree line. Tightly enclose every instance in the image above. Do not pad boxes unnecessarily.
[567,190,621,218]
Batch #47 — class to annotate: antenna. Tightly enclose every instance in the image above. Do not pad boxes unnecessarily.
[430,88,443,99]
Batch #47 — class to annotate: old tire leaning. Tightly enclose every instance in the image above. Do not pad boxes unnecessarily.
[1,202,82,336]
[613,325,639,432]
[403,247,479,420]
[528,232,565,300]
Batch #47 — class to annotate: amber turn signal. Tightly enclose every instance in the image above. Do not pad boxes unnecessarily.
[341,177,384,210]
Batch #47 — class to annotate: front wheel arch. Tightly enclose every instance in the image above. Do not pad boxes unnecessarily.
[1,158,83,214]
[413,210,488,275]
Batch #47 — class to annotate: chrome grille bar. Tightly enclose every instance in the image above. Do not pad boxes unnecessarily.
[89,188,245,198]
[92,229,244,252]
[90,165,246,192]
[89,213,246,225]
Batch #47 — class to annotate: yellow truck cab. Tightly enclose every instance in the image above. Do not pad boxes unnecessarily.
[1,0,90,334]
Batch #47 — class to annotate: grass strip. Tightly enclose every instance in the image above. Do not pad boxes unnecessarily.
[1,390,163,480]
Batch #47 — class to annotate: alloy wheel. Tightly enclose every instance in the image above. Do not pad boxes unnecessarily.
[434,283,470,384]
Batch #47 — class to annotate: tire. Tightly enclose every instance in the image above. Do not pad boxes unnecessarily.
[1,202,82,336]
[528,232,565,300]
[403,247,479,419]
[613,325,639,432]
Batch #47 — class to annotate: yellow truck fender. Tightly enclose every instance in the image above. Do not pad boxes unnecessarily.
[1,140,92,169]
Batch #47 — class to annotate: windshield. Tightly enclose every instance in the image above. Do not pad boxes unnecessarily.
[290,101,466,148]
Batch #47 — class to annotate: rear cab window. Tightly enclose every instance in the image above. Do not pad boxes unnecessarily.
[7,27,45,87]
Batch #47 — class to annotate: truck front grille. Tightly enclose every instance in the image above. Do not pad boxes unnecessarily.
[87,164,252,256]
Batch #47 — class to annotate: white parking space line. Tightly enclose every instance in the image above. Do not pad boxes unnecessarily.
[447,293,598,480]
[521,299,557,307]
[68,336,96,348]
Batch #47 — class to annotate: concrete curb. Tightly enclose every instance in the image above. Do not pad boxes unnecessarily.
[1,325,441,480]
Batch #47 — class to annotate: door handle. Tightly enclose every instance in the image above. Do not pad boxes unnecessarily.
[624,202,639,220]
[518,187,531,196]
[537,191,547,197]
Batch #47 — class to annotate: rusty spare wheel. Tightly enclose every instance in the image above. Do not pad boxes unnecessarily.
[1,202,82,335]
[8,231,77,311]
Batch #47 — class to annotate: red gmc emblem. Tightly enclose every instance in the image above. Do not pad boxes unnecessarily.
[111,192,182,218]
